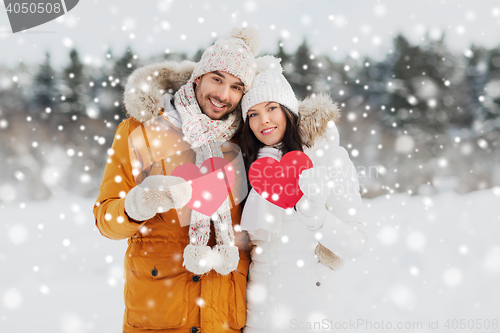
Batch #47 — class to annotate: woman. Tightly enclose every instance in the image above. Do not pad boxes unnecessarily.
[239,56,368,332]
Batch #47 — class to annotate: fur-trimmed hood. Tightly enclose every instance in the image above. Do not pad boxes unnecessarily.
[298,93,341,148]
[123,60,196,124]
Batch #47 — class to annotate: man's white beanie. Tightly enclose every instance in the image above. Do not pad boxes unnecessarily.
[192,27,261,92]
[241,56,299,120]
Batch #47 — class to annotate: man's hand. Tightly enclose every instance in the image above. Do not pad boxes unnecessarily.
[124,175,192,222]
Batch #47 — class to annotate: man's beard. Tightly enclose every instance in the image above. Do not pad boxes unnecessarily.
[195,86,236,120]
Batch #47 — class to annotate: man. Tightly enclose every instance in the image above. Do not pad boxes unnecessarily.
[93,27,260,333]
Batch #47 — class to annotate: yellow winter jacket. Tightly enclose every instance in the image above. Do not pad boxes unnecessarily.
[94,106,250,331]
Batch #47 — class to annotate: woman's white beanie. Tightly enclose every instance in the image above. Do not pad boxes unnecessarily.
[241,56,299,120]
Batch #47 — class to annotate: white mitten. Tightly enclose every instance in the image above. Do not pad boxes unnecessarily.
[297,167,329,230]
[124,175,192,221]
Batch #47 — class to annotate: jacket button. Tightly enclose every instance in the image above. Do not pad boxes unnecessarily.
[192,275,200,282]
[190,326,199,333]
[151,269,158,277]
[316,282,321,286]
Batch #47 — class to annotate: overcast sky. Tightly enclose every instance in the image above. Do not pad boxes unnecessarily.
[1,0,500,69]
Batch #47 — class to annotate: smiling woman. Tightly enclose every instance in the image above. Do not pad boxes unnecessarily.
[247,102,287,146]
[240,102,304,175]
[238,56,367,332]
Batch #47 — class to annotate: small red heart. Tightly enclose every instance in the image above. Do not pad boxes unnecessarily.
[171,157,235,216]
[249,151,313,209]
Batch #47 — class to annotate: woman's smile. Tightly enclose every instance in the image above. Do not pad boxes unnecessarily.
[261,126,277,135]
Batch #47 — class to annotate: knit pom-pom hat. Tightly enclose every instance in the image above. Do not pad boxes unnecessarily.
[241,55,299,120]
[192,27,261,92]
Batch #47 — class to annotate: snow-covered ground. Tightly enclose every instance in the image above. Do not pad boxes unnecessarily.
[1,188,499,332]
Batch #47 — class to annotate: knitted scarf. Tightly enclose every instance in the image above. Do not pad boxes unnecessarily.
[174,78,241,275]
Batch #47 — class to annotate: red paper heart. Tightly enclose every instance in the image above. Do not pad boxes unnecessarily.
[249,151,313,209]
[171,157,235,216]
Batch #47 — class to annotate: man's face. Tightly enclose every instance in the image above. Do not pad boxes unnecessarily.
[194,71,244,120]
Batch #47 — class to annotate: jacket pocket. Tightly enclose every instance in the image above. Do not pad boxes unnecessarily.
[125,254,189,329]
[226,271,247,329]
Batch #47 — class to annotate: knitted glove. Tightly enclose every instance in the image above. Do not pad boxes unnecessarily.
[296,167,329,230]
[124,175,192,221]
[315,243,344,270]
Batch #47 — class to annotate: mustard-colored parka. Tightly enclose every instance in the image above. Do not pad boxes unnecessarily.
[93,60,251,333]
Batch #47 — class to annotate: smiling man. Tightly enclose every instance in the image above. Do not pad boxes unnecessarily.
[93,27,260,333]
[194,71,245,120]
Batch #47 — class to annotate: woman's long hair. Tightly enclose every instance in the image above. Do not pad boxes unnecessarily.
[240,104,304,184]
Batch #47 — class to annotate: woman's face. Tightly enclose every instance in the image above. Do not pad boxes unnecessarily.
[247,102,287,146]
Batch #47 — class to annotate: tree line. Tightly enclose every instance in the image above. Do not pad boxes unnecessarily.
[0,33,498,201]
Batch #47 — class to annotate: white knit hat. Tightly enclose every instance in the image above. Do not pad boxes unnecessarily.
[192,27,261,92]
[241,56,299,120]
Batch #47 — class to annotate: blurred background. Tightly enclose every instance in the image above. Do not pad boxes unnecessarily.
[1,0,499,332]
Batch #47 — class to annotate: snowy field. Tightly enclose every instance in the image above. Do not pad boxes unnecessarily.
[1,188,499,332]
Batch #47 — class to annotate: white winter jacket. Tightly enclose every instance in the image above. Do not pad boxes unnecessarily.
[241,94,368,332]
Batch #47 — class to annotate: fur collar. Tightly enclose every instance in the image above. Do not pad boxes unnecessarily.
[123,60,196,123]
[298,93,341,147]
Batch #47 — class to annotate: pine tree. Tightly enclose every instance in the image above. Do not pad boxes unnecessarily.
[381,34,457,134]
[61,48,86,114]
[93,48,136,116]
[275,40,292,75]
[32,52,59,113]
[114,47,135,82]
[486,47,500,119]
[382,34,420,129]
[192,48,204,62]
[289,39,319,99]
[453,46,487,130]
